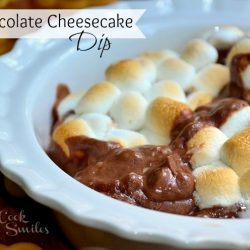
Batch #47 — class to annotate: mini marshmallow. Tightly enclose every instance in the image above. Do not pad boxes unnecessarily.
[64,114,78,122]
[226,38,250,66]
[57,91,85,119]
[205,25,244,49]
[157,57,195,90]
[193,164,242,209]
[182,39,218,70]
[144,80,186,103]
[140,50,179,67]
[239,170,250,199]
[187,127,228,169]
[106,58,156,93]
[146,97,192,141]
[190,64,230,96]
[104,128,148,148]
[220,106,250,137]
[110,91,148,131]
[75,81,121,115]
[187,91,213,110]
[140,128,170,145]
[78,113,114,138]
[221,127,250,176]
[52,119,96,156]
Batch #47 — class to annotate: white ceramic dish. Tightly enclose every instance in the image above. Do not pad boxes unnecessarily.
[0,1,250,249]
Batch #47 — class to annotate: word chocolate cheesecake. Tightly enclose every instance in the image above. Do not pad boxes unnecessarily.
[48,26,250,218]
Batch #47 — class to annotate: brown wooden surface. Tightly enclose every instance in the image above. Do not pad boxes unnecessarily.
[0,173,74,249]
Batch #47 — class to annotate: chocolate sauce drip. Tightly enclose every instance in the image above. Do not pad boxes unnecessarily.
[52,84,70,129]
[192,203,246,218]
[229,53,250,101]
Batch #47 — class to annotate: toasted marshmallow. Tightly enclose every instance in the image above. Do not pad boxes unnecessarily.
[106,58,156,93]
[241,65,250,90]
[205,25,244,49]
[52,119,95,156]
[181,39,218,70]
[190,64,229,96]
[75,81,121,115]
[157,57,195,90]
[146,97,192,141]
[193,164,242,209]
[104,128,148,148]
[57,91,85,119]
[144,80,186,103]
[187,91,213,110]
[110,91,148,131]
[239,170,250,199]
[78,113,114,138]
[220,106,250,137]
[140,50,178,67]
[140,128,169,145]
[187,127,228,169]
[221,127,250,176]
[226,38,250,66]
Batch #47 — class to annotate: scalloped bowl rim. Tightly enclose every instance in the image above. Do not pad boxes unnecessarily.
[0,2,250,249]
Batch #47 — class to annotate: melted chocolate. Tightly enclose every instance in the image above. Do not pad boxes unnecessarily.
[217,48,231,65]
[49,137,195,215]
[193,203,246,218]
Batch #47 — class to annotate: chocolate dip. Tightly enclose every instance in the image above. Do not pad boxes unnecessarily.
[49,137,195,215]
[48,48,250,218]
[217,48,231,65]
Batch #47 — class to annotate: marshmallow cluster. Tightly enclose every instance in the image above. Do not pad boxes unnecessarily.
[53,25,250,212]
[192,102,250,209]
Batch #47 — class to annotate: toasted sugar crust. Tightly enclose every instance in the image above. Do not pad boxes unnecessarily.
[182,39,218,70]
[193,165,242,209]
[221,127,250,176]
[146,97,192,140]
[187,127,227,169]
[75,81,121,114]
[52,119,95,156]
[106,58,156,93]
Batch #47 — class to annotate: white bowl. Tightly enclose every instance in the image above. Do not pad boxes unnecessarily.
[0,1,250,249]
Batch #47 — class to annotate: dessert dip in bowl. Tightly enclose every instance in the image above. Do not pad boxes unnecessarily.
[48,23,250,219]
[1,1,250,249]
